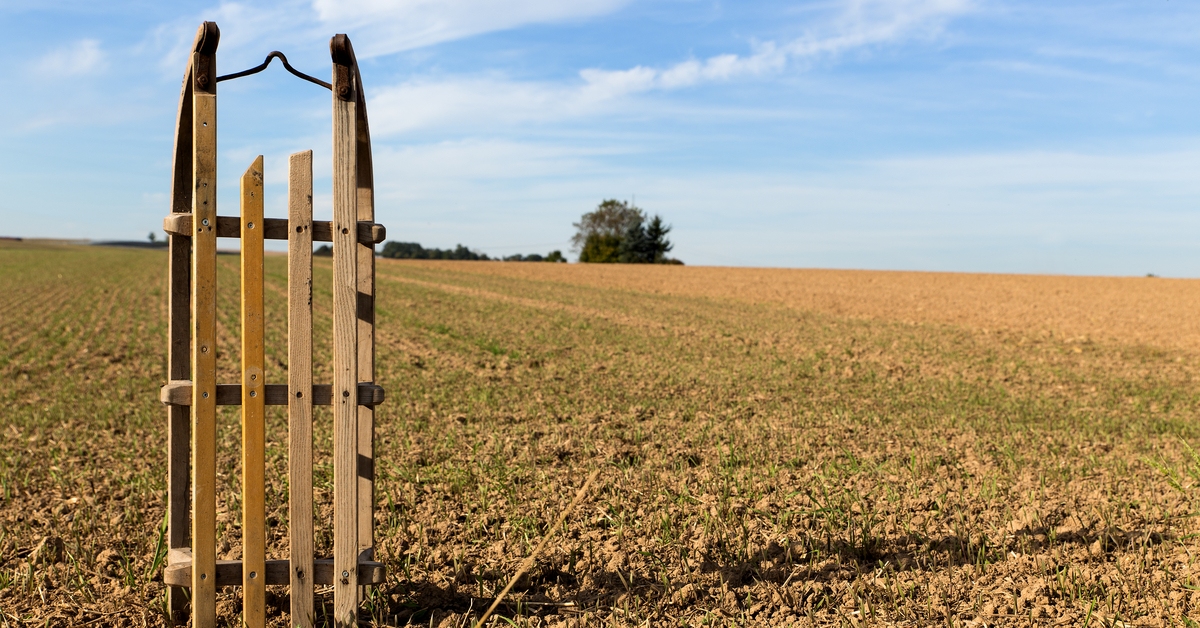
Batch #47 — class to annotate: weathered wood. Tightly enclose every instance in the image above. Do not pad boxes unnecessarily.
[166,56,194,628]
[161,21,387,626]
[353,56,377,571]
[288,149,315,628]
[240,155,266,628]
[167,388,190,627]
[331,33,360,627]
[189,21,220,628]
[170,72,194,216]
[162,214,385,244]
[159,382,383,406]
[164,553,385,587]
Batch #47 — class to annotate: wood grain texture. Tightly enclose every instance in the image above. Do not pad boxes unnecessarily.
[354,67,377,566]
[189,50,218,628]
[161,214,384,244]
[170,75,194,214]
[166,59,194,628]
[287,149,315,628]
[240,156,266,628]
[331,51,360,627]
[159,381,384,406]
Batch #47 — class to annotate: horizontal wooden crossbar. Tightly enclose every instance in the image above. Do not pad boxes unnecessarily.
[160,381,384,406]
[163,215,386,245]
[164,549,385,587]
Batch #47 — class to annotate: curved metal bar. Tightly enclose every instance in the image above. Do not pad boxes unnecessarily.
[217,51,332,90]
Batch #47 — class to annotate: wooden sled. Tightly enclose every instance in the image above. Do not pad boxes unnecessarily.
[158,21,386,628]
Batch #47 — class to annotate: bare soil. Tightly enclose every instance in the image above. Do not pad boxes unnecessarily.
[410,262,1200,352]
[3,243,1200,627]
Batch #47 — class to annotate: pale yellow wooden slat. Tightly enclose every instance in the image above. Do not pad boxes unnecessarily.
[190,45,219,628]
[240,155,266,628]
[166,58,193,628]
[288,149,315,628]
[331,35,360,627]
[353,58,377,571]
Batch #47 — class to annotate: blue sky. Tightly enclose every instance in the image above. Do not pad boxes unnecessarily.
[2,1,1200,275]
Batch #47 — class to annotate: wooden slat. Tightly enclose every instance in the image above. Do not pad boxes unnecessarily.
[162,215,385,244]
[240,155,266,628]
[159,382,383,406]
[331,34,360,627]
[190,33,219,628]
[166,57,194,628]
[163,554,385,587]
[288,149,315,628]
[353,58,377,569]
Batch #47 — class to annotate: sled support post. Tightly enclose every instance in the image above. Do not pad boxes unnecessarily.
[288,149,315,628]
[159,23,384,628]
[331,33,360,627]
[189,21,220,628]
[240,155,266,628]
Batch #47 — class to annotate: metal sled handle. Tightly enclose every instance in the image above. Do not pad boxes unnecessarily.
[217,51,332,90]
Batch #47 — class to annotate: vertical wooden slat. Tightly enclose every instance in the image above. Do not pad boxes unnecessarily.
[331,34,360,628]
[190,27,219,628]
[353,56,377,576]
[240,155,266,628]
[166,60,193,628]
[288,150,315,628]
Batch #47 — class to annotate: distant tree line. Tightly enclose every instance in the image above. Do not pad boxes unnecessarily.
[503,251,566,263]
[572,199,681,264]
[368,200,681,264]
[380,241,490,260]
[377,241,565,262]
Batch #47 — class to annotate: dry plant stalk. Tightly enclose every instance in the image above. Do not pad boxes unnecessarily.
[474,469,600,628]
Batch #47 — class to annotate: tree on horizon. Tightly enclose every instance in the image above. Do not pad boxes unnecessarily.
[574,199,678,264]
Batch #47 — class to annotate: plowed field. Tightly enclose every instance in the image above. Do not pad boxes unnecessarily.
[4,240,1200,626]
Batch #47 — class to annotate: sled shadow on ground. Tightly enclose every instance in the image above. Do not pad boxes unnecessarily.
[307,521,1172,625]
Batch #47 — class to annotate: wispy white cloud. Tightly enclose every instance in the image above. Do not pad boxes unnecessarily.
[312,0,632,57]
[577,0,972,93]
[368,0,973,135]
[35,39,106,77]
[147,1,317,77]
[150,0,631,72]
